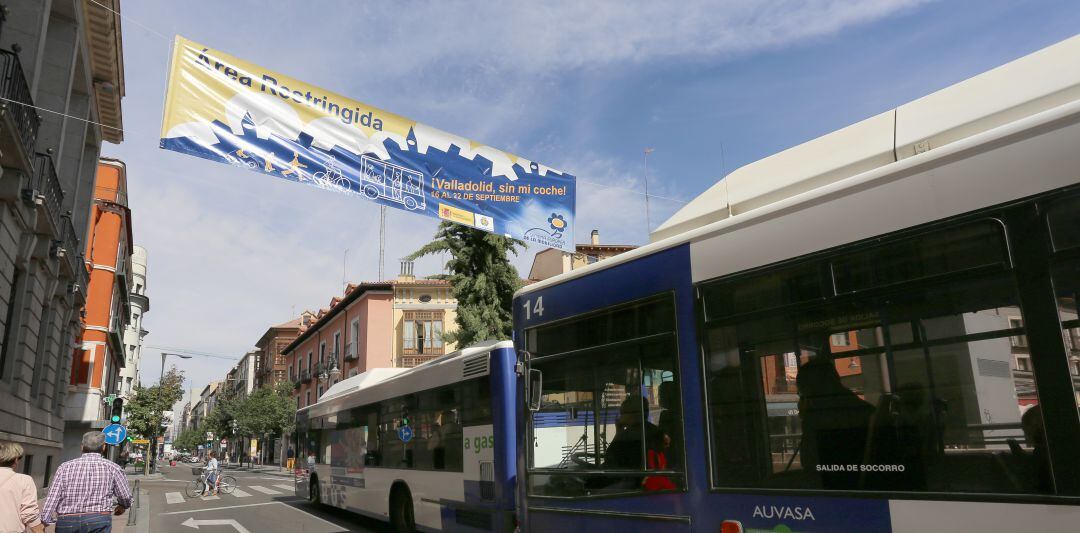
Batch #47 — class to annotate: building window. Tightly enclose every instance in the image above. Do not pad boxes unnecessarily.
[0,269,24,380]
[22,455,32,475]
[402,312,444,355]
[829,332,851,347]
[319,342,325,366]
[1009,317,1027,347]
[1015,355,1033,372]
[44,456,53,487]
[333,331,341,367]
[306,391,311,407]
[307,351,313,374]
[288,365,294,381]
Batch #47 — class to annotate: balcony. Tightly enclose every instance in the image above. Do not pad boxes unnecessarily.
[27,153,63,234]
[300,368,311,383]
[59,214,89,297]
[293,377,301,390]
[403,346,445,357]
[0,48,39,172]
[344,342,357,361]
[402,355,439,368]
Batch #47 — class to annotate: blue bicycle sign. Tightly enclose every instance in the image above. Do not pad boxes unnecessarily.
[102,424,127,446]
[398,425,413,443]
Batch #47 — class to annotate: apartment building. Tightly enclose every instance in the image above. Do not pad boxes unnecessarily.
[63,159,134,459]
[528,229,637,281]
[253,313,312,390]
[0,0,124,487]
[117,244,147,396]
[284,261,457,410]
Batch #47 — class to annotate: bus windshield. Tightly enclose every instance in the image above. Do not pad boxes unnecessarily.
[525,295,683,497]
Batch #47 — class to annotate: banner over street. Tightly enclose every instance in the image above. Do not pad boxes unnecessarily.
[159,36,575,251]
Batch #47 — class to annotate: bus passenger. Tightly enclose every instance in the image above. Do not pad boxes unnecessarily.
[1021,404,1051,493]
[643,431,677,491]
[657,381,682,467]
[796,356,874,489]
[605,395,656,470]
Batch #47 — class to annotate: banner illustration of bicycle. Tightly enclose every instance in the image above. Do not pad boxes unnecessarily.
[159,36,576,251]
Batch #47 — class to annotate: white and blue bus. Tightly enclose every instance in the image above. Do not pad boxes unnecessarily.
[514,35,1080,532]
[294,341,518,532]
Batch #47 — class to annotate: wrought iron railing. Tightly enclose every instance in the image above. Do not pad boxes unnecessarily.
[31,153,63,230]
[0,48,39,161]
[0,5,8,44]
[300,368,311,382]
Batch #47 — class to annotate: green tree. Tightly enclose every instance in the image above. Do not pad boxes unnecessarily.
[126,367,185,473]
[407,222,523,347]
[233,381,296,462]
[173,428,203,454]
[202,389,239,443]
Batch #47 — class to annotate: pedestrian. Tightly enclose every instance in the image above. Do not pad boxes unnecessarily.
[0,441,45,533]
[286,446,295,470]
[40,431,132,532]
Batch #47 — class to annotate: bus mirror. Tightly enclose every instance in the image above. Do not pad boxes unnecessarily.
[528,368,543,412]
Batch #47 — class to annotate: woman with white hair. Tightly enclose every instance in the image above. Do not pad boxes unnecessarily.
[0,441,44,533]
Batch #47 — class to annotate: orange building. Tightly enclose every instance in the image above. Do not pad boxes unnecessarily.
[63,159,133,457]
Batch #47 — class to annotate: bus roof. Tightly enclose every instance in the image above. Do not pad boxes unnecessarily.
[300,340,513,417]
[652,34,1080,242]
[517,33,1080,297]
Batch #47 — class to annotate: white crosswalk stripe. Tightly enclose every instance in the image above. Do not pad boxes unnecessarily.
[272,484,294,492]
[248,485,282,495]
[230,488,252,498]
[165,492,185,505]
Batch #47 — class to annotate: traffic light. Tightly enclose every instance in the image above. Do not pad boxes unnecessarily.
[109,397,124,423]
[401,412,410,427]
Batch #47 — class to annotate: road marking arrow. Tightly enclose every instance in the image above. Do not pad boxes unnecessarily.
[180,518,251,533]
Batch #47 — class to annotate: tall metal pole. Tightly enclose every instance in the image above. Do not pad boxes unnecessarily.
[643,148,654,235]
[342,248,349,293]
[378,206,386,281]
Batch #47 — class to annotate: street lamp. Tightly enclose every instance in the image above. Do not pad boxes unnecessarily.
[160,352,192,381]
[317,357,342,394]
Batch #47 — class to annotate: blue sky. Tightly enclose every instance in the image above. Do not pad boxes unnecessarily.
[101,0,1080,395]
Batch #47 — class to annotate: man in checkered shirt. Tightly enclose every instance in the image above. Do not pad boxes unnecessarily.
[40,432,132,532]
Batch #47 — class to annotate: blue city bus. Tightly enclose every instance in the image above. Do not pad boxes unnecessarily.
[294,341,518,532]
[513,36,1080,532]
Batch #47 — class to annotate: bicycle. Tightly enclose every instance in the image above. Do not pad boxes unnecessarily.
[186,467,236,497]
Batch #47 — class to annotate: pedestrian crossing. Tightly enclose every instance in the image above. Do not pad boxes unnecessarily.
[164,483,293,505]
[250,485,282,495]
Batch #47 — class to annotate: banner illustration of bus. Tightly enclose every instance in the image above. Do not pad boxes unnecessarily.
[360,155,426,211]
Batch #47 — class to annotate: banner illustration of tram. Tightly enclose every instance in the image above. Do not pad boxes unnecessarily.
[158,36,575,251]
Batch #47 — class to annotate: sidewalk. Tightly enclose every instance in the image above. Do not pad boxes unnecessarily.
[38,482,149,533]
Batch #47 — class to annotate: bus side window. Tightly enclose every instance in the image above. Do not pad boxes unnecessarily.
[701,219,1058,496]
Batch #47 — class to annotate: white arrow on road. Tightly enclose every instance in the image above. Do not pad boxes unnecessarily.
[180,518,251,533]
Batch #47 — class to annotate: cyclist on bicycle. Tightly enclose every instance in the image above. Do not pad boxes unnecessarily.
[202,451,220,496]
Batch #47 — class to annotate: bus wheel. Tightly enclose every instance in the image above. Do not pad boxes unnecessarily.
[404,196,418,210]
[390,484,415,533]
[363,184,380,199]
[309,475,321,505]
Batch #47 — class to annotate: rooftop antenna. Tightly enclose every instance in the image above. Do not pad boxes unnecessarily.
[643,148,654,236]
[378,206,386,281]
[342,248,349,293]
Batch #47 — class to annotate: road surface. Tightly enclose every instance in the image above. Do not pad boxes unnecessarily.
[142,464,389,533]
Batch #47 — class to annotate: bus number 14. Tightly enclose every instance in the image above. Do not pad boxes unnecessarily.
[523,297,544,320]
